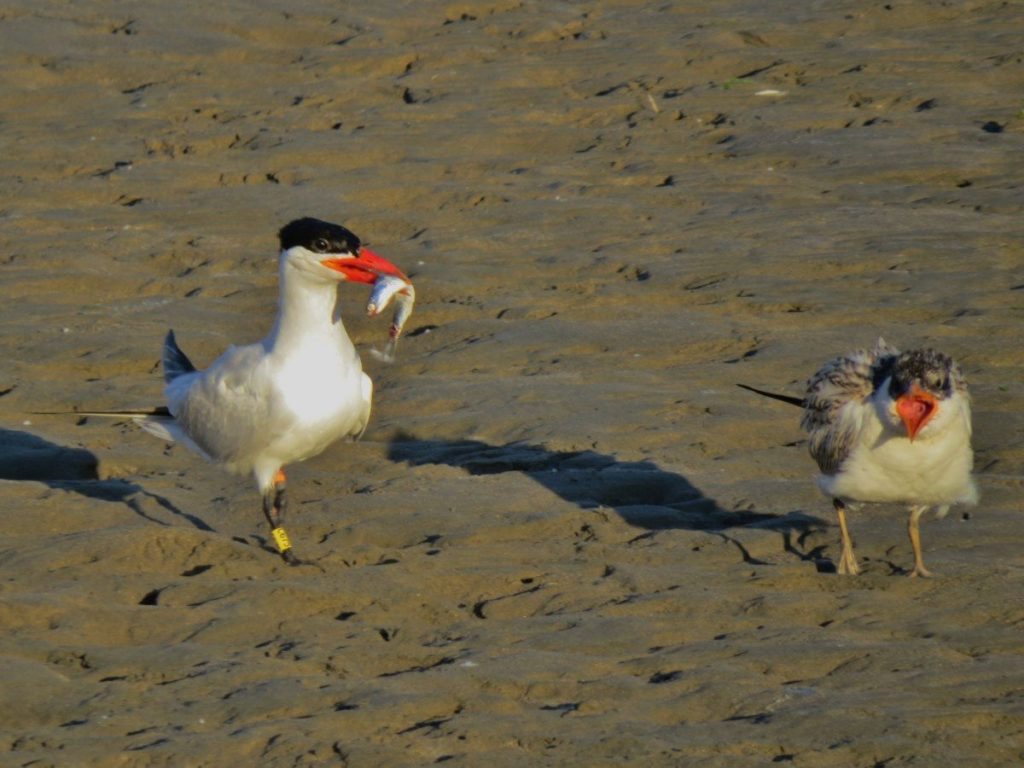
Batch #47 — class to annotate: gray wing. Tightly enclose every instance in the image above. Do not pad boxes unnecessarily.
[801,338,899,474]
[165,343,273,466]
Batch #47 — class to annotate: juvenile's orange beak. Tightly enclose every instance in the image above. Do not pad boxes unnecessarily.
[896,384,938,441]
[321,248,408,284]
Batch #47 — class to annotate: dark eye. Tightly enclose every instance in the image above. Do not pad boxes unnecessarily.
[313,238,329,252]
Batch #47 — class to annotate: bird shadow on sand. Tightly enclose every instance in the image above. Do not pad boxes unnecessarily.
[0,428,213,532]
[387,434,828,568]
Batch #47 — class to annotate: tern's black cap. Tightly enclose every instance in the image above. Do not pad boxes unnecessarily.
[278,217,361,255]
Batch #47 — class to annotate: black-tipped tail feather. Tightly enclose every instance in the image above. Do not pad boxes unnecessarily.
[163,329,196,384]
[32,407,171,418]
[736,383,805,408]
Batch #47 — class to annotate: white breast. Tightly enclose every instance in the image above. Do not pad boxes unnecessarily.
[264,339,371,465]
[820,396,977,506]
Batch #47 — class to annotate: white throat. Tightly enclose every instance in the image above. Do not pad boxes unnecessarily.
[266,257,350,354]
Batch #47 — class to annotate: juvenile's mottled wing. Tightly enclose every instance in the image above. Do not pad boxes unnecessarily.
[802,339,899,474]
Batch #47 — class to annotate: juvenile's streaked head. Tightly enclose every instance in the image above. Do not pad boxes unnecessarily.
[877,348,964,441]
[277,217,406,284]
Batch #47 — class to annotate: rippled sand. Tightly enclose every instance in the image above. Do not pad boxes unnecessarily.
[2,1,1022,765]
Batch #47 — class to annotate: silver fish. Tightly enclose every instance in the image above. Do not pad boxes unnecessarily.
[366,274,415,363]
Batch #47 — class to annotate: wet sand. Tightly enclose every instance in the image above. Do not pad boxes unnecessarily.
[1,1,1022,765]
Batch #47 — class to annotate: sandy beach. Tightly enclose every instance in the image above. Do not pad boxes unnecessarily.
[1,1,1022,765]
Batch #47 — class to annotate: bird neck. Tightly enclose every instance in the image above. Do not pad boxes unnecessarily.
[266,261,351,354]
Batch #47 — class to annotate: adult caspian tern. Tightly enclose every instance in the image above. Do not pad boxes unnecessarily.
[741,339,977,576]
[85,217,412,565]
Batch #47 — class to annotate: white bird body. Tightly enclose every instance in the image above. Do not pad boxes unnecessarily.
[816,387,976,508]
[154,265,372,491]
[796,339,977,576]
[116,217,413,565]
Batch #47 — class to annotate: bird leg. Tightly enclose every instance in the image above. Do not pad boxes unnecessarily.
[833,498,860,576]
[907,505,934,578]
[262,469,299,565]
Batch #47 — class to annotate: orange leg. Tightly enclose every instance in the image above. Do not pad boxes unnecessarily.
[262,468,299,565]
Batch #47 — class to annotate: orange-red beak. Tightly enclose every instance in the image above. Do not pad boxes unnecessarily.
[321,247,407,284]
[896,384,938,441]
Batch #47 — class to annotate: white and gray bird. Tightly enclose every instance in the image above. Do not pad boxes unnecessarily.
[742,339,977,576]
[81,217,413,565]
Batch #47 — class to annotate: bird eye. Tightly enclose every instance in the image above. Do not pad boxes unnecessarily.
[313,238,329,252]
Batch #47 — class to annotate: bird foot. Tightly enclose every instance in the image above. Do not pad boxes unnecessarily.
[279,550,325,572]
[837,557,860,576]
[908,565,935,578]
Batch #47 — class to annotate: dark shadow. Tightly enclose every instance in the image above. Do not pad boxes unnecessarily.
[0,428,213,532]
[387,434,825,562]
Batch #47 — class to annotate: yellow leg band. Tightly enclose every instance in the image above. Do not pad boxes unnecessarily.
[271,527,292,553]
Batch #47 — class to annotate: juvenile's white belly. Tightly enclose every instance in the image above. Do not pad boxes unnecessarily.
[821,419,976,506]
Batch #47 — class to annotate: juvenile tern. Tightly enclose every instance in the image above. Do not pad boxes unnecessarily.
[741,339,977,576]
